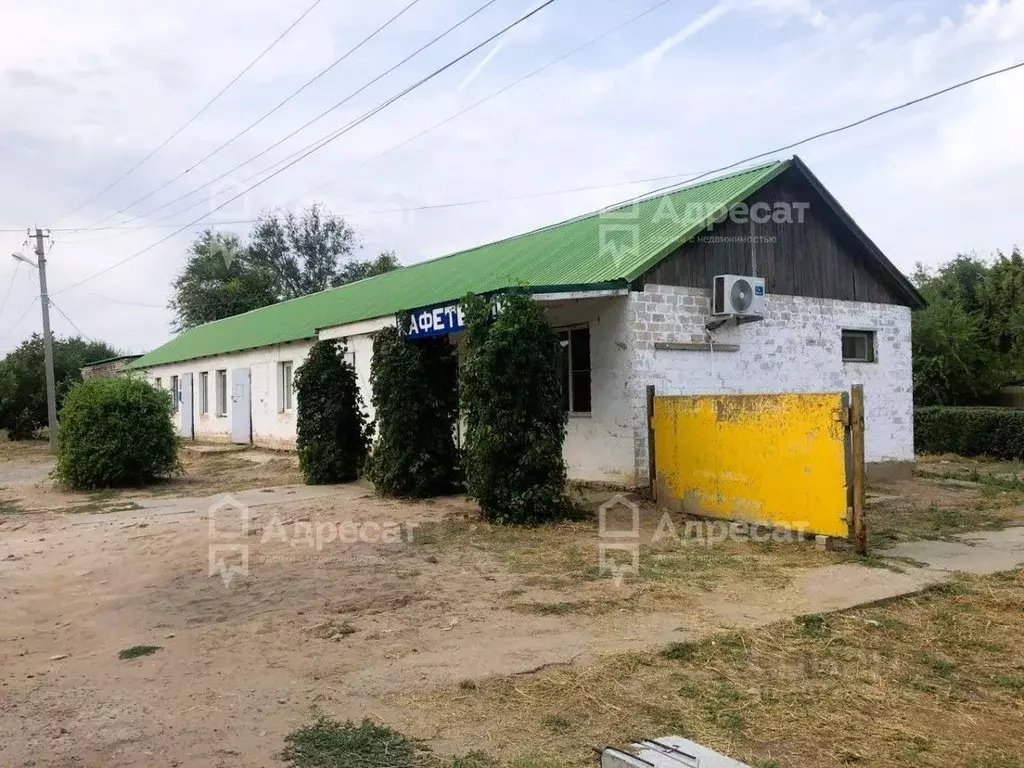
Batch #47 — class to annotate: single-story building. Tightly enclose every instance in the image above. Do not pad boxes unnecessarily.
[129,156,924,485]
[81,354,143,380]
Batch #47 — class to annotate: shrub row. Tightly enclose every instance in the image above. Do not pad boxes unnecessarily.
[915,406,1024,458]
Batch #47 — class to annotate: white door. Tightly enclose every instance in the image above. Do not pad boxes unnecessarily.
[179,373,194,439]
[230,367,252,444]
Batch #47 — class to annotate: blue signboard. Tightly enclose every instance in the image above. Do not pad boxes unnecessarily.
[401,298,503,340]
[403,301,466,339]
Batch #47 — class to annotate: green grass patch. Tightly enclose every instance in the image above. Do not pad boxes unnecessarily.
[118,644,161,660]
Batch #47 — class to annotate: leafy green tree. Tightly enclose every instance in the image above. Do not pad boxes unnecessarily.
[460,292,570,524]
[168,231,278,331]
[365,326,460,497]
[0,335,119,440]
[250,203,378,298]
[294,339,370,484]
[336,250,401,286]
[170,206,401,330]
[911,248,1024,405]
[56,377,179,489]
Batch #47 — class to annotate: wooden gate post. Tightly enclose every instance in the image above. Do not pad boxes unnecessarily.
[850,384,867,555]
[646,385,657,502]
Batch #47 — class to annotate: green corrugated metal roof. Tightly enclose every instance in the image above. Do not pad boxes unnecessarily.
[131,160,788,368]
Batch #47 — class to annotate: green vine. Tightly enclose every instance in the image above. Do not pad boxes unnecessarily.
[365,326,461,497]
[294,339,370,484]
[460,292,570,524]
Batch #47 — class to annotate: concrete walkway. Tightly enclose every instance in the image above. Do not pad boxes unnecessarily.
[886,526,1024,575]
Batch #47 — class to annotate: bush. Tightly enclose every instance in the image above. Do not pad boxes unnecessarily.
[460,292,569,524]
[365,326,461,497]
[914,406,1024,458]
[55,376,179,489]
[294,339,370,484]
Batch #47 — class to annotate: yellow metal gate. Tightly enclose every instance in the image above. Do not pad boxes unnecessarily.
[649,389,864,541]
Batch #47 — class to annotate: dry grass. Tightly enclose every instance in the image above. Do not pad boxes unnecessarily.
[869,456,1024,549]
[398,571,1024,768]
[413,508,845,615]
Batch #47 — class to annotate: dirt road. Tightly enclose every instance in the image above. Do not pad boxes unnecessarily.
[1,445,1016,767]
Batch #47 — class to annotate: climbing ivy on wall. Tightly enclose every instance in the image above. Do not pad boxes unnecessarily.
[459,292,570,524]
[294,339,370,484]
[365,325,461,497]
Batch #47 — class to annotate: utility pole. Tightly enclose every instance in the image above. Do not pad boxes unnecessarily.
[11,228,58,453]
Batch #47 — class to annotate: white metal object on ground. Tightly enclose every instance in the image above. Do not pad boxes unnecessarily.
[601,737,752,768]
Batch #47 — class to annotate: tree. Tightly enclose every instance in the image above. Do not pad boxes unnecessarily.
[169,205,401,331]
[336,250,401,286]
[911,248,1024,405]
[365,326,460,497]
[460,292,570,524]
[55,377,179,489]
[249,203,359,298]
[0,335,119,440]
[168,230,278,331]
[294,339,370,484]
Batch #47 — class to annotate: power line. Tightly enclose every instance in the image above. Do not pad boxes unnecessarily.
[84,0,428,230]
[294,0,682,205]
[44,52,1024,242]
[48,298,95,342]
[0,261,22,320]
[120,0,680,235]
[29,0,681,244]
[54,0,565,295]
[603,58,1024,213]
[55,54,1024,295]
[57,0,327,224]
[3,296,37,339]
[100,0,504,232]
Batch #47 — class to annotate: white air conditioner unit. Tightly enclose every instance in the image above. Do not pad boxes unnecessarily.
[712,274,765,317]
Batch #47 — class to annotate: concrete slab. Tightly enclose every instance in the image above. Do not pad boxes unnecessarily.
[182,443,248,454]
[885,526,1024,575]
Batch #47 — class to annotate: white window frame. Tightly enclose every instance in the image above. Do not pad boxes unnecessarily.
[556,324,592,415]
[155,377,162,389]
[170,375,179,413]
[199,371,209,415]
[278,361,294,412]
[841,329,876,363]
[215,369,228,416]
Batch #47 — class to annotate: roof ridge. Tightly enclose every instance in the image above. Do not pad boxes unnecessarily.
[376,159,787,272]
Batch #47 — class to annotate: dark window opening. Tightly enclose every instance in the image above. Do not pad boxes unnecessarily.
[557,326,592,413]
[842,329,876,363]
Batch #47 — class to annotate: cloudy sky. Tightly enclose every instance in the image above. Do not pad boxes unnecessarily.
[0,0,1022,354]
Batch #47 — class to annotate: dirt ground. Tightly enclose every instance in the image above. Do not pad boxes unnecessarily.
[1,441,1022,767]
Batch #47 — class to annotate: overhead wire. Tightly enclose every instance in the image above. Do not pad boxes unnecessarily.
[83,0,429,230]
[94,0,504,232]
[100,0,681,236]
[57,0,327,224]
[54,0,564,295]
[43,54,1024,246]
[48,298,95,342]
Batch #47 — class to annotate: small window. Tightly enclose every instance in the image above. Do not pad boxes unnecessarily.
[155,377,162,389]
[557,326,592,414]
[842,330,876,363]
[215,370,228,416]
[170,375,179,412]
[199,372,210,415]
[279,361,294,412]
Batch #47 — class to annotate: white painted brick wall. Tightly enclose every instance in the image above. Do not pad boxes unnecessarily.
[143,340,312,449]
[627,285,914,483]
